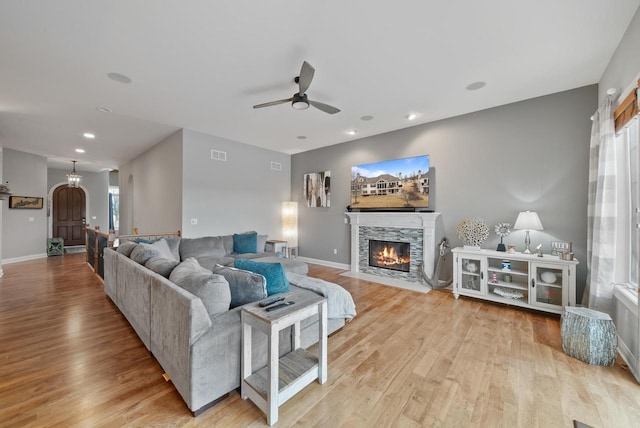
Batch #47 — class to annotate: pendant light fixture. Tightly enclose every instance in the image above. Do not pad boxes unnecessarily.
[67,160,82,188]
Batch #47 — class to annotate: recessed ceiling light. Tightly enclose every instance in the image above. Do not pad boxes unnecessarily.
[297,136,307,140]
[96,106,112,113]
[406,113,418,121]
[83,133,95,139]
[360,115,374,121]
[346,129,358,136]
[466,81,486,91]
[107,72,132,84]
[75,148,85,153]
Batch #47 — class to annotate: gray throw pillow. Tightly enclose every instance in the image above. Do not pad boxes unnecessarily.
[152,238,176,261]
[180,236,226,259]
[212,264,267,308]
[145,256,180,278]
[169,258,231,316]
[116,241,138,257]
[164,237,181,261]
[130,242,160,265]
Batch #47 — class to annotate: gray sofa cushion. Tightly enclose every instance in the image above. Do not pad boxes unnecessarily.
[169,258,231,316]
[257,235,267,253]
[197,255,236,271]
[180,236,226,260]
[253,256,309,275]
[116,241,138,257]
[211,264,267,308]
[145,256,180,278]
[130,242,160,265]
[222,235,234,254]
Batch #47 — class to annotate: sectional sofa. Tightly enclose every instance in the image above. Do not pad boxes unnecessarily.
[103,234,356,415]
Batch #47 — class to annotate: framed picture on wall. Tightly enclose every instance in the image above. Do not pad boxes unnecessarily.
[9,196,44,209]
[303,171,330,207]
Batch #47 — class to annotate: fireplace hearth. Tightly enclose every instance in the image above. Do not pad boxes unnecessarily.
[369,239,410,272]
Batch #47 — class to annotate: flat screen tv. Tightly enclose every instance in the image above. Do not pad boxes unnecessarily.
[350,155,430,211]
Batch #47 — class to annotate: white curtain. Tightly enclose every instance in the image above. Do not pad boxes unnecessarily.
[584,96,617,313]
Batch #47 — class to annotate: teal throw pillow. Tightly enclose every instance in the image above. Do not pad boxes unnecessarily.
[233,232,258,254]
[234,259,290,296]
[135,237,154,244]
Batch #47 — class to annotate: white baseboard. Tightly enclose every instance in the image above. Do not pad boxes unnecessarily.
[296,256,350,271]
[2,253,48,265]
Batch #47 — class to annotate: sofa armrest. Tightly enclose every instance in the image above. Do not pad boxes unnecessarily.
[150,277,212,348]
[149,276,213,411]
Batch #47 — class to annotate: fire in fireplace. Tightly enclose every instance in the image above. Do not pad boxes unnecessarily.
[369,239,410,272]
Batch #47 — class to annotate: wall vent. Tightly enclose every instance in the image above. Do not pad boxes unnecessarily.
[271,161,282,171]
[211,150,227,161]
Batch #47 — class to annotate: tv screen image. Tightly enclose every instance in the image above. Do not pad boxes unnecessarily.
[350,155,430,210]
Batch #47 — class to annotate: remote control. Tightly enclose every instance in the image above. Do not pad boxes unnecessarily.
[265,301,294,312]
[258,296,285,307]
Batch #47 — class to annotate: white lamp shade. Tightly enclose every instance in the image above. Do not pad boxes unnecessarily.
[282,201,298,248]
[513,211,544,231]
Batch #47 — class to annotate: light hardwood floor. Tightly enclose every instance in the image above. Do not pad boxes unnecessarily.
[0,254,638,427]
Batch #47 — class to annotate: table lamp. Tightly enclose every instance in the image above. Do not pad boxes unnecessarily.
[513,211,543,254]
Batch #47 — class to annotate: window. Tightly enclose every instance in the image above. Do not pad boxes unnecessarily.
[615,115,639,290]
[109,186,119,232]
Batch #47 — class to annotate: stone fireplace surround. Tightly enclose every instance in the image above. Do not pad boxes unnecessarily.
[343,212,443,293]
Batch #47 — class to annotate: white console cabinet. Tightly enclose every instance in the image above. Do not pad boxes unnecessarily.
[452,247,579,314]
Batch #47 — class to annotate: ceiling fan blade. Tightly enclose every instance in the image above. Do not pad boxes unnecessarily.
[253,98,293,109]
[309,100,340,114]
[298,61,315,95]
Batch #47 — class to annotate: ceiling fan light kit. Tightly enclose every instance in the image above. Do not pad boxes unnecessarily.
[253,61,340,114]
[291,93,309,110]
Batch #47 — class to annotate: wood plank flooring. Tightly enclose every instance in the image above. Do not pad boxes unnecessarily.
[0,254,638,427]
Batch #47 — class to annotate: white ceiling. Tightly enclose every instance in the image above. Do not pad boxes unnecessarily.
[1,1,638,172]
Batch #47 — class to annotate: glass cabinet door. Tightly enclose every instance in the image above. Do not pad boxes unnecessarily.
[457,255,485,296]
[531,262,568,310]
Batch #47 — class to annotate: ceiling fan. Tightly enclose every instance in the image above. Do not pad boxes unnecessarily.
[253,61,341,114]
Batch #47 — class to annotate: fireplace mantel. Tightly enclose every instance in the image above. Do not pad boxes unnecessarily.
[345,212,443,291]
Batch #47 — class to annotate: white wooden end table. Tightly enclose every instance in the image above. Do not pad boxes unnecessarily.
[265,239,289,258]
[241,289,328,426]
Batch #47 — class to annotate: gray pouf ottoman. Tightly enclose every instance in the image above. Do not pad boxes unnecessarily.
[561,307,617,367]
[253,256,309,275]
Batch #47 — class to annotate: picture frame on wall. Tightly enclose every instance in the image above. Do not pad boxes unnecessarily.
[304,171,330,207]
[9,196,44,209]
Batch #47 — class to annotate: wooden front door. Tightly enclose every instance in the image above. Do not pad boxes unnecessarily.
[53,185,86,246]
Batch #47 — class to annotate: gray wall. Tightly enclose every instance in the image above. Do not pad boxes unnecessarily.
[181,129,291,239]
[119,130,183,234]
[2,148,48,260]
[109,171,119,187]
[47,168,110,232]
[599,6,640,102]
[292,86,596,298]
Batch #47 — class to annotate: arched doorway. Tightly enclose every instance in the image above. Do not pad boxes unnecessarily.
[52,185,87,246]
